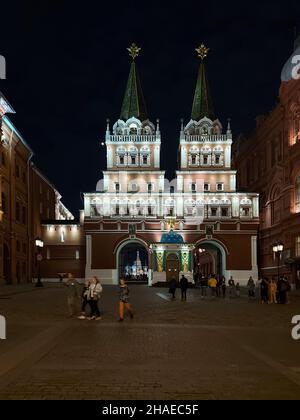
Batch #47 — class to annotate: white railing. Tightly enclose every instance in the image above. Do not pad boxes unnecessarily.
[184,134,229,143]
[109,135,158,143]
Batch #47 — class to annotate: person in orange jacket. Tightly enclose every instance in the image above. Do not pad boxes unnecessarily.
[268,278,277,304]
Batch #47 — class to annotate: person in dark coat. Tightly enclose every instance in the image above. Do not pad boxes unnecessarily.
[260,277,269,304]
[169,277,177,300]
[180,275,189,301]
[277,276,288,304]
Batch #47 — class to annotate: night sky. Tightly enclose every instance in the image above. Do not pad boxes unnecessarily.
[1,0,300,217]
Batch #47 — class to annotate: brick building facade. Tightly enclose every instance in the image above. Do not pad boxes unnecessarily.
[234,37,300,287]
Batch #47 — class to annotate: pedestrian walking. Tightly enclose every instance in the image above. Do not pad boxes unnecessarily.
[118,279,134,321]
[268,278,277,304]
[235,282,241,297]
[228,276,235,298]
[200,276,207,298]
[78,278,91,319]
[64,273,80,317]
[208,274,217,298]
[215,275,221,297]
[180,274,189,301]
[247,276,256,300]
[169,277,177,300]
[221,276,226,298]
[87,277,102,320]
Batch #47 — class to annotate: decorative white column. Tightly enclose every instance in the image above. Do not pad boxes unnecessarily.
[181,146,187,168]
[232,196,239,218]
[107,146,113,168]
[154,145,160,168]
[86,235,92,272]
[251,235,258,277]
[225,146,231,168]
[253,197,259,218]
[84,195,91,217]
[230,174,236,191]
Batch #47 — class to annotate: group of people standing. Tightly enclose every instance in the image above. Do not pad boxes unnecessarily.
[64,273,133,321]
[195,274,240,299]
[251,276,291,304]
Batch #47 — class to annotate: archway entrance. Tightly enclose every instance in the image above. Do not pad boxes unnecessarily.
[3,244,11,284]
[118,242,149,284]
[194,241,226,279]
[166,253,179,282]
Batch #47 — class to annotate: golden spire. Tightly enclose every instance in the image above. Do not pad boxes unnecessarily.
[127,42,141,60]
[195,43,209,60]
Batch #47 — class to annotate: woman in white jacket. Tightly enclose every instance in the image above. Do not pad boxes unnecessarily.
[88,277,102,320]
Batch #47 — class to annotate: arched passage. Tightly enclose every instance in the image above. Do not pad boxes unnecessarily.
[194,239,228,278]
[116,240,149,284]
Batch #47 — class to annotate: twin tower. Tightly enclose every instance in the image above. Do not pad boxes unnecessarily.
[104,42,233,178]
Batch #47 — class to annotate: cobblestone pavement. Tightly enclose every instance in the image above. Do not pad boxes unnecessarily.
[0,283,300,400]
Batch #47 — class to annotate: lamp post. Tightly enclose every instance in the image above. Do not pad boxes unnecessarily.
[35,238,44,287]
[273,242,284,282]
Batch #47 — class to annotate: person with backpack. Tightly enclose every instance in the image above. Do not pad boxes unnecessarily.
[118,279,134,321]
[87,276,102,320]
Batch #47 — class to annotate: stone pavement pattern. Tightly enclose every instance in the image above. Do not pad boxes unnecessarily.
[0,284,300,400]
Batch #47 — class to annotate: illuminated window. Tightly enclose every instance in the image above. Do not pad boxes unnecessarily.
[75,250,80,260]
[296,237,300,257]
[242,207,250,217]
[221,207,229,217]
[211,207,218,217]
[60,230,65,243]
[217,183,224,191]
[204,183,210,192]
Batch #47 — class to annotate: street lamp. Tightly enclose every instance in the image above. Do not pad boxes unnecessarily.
[35,238,44,287]
[273,241,284,282]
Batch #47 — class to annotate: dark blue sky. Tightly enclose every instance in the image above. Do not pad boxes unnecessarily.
[1,0,300,216]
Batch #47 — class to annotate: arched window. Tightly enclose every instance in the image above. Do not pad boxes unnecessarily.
[140,146,150,166]
[129,124,137,135]
[129,147,138,165]
[117,147,126,166]
[296,175,300,213]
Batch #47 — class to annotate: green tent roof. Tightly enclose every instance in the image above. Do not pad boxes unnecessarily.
[120,61,148,121]
[191,60,215,121]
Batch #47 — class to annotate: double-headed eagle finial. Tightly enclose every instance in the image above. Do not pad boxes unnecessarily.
[127,42,141,60]
[195,43,209,60]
